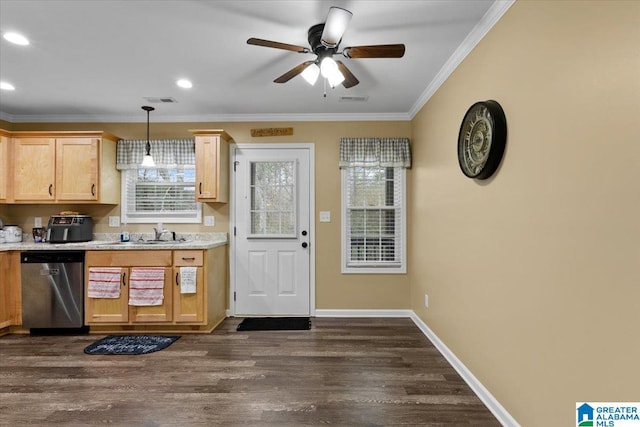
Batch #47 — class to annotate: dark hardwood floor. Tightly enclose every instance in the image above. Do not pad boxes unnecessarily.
[0,317,500,426]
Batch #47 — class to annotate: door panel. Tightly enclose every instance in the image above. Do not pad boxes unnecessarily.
[234,147,311,316]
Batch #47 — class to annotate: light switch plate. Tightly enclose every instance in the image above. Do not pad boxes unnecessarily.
[319,211,331,223]
[204,216,215,227]
[108,216,120,227]
[34,217,42,228]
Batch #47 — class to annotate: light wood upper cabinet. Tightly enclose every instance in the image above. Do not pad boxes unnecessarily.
[0,131,10,201]
[13,137,56,201]
[2,130,120,204]
[192,129,231,203]
[56,138,99,201]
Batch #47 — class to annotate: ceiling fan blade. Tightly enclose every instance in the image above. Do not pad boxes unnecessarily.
[247,38,310,53]
[321,7,352,48]
[274,61,316,83]
[336,60,359,88]
[343,44,406,59]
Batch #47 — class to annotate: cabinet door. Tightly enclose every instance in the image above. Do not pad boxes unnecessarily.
[0,253,10,328]
[195,135,220,201]
[0,134,8,201]
[56,138,99,201]
[173,266,205,323]
[13,137,56,201]
[85,267,129,323]
[130,267,173,323]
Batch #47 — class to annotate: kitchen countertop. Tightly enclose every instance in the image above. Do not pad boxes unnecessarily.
[0,232,227,252]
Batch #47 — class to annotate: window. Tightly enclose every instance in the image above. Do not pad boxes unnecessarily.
[121,167,201,223]
[249,161,296,237]
[342,166,406,273]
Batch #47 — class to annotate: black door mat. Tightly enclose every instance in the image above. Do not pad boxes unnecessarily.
[236,317,311,331]
[84,335,180,355]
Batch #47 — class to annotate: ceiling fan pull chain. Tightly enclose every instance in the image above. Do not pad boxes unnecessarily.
[323,78,327,98]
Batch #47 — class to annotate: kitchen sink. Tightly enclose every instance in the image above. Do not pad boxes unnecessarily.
[97,239,191,246]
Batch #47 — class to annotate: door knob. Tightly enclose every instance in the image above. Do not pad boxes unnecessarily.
[302,242,308,248]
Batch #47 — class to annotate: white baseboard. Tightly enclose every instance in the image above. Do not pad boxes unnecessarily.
[408,312,520,427]
[313,309,518,426]
[314,309,413,318]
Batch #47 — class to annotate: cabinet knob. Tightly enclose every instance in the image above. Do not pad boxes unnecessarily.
[122,272,126,286]
[91,184,96,196]
[48,184,53,196]
[175,272,179,286]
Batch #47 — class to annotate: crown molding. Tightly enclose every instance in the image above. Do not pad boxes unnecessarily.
[408,0,516,119]
[0,110,411,124]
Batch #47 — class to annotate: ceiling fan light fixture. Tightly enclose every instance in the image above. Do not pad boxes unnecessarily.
[141,105,156,168]
[320,57,344,87]
[320,57,338,78]
[327,71,345,88]
[321,7,352,48]
[301,63,320,85]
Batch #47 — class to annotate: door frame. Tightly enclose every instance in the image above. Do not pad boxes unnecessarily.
[229,143,316,317]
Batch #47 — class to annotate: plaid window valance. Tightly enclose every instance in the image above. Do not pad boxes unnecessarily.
[116,139,195,170]
[339,138,411,168]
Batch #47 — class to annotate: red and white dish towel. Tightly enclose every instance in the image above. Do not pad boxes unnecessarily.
[88,267,122,298]
[129,267,165,306]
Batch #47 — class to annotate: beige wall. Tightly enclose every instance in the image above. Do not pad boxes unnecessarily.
[408,1,640,425]
[3,120,411,310]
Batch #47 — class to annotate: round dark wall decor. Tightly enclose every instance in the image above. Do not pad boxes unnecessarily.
[457,100,507,180]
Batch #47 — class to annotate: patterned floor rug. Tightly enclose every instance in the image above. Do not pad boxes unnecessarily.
[83,335,180,355]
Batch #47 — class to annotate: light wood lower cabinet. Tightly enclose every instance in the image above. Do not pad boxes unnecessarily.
[85,251,172,324]
[85,248,224,333]
[0,252,21,334]
[173,250,205,323]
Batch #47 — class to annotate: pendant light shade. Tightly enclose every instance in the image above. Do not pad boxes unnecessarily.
[141,105,155,167]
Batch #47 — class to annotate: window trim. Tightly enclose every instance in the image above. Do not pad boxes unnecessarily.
[341,166,407,274]
[120,167,202,224]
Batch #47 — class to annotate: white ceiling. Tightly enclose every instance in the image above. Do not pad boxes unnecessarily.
[0,0,511,123]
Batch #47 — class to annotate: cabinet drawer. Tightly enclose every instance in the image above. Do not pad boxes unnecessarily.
[173,250,203,266]
[86,250,172,266]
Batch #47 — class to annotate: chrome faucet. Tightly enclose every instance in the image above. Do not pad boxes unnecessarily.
[153,227,175,241]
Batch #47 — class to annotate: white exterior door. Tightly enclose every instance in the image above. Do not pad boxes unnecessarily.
[232,145,312,316]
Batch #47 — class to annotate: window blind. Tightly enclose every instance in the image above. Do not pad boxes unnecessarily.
[122,167,201,223]
[345,166,404,268]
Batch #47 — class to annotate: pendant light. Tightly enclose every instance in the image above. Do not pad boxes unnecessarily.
[141,105,155,168]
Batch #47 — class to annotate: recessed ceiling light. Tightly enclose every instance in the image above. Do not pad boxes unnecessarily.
[0,82,16,91]
[3,32,29,46]
[176,79,193,89]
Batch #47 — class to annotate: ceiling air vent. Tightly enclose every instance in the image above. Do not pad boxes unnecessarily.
[339,95,369,103]
[143,97,178,103]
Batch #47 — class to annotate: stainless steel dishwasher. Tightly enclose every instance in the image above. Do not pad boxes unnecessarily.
[21,251,87,333]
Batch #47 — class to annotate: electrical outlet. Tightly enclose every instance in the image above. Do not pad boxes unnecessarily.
[108,216,120,227]
[204,216,215,227]
[34,217,42,228]
[424,294,429,308]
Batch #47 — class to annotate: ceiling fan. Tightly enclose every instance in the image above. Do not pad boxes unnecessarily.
[247,6,405,89]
